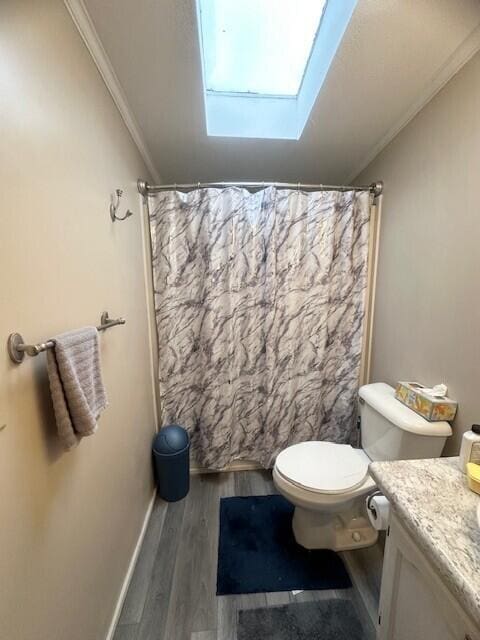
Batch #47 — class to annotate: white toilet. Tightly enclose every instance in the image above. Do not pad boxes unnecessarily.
[273,382,452,551]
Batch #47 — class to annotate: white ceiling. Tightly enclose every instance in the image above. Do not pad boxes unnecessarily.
[82,0,480,184]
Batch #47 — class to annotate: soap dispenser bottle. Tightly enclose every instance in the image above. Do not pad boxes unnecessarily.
[459,425,480,473]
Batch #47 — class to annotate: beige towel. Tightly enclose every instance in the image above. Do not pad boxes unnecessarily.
[46,327,107,450]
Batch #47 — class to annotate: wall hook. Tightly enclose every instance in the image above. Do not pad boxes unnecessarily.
[110,189,133,222]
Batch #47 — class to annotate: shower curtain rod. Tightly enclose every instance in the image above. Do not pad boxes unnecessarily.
[137,179,384,197]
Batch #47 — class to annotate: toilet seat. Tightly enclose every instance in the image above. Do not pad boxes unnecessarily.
[275,442,370,495]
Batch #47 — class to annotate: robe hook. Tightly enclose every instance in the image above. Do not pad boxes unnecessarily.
[110,189,133,222]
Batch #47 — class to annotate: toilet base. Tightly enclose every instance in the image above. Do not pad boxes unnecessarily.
[292,505,378,551]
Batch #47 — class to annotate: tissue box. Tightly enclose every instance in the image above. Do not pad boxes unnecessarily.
[395,381,457,422]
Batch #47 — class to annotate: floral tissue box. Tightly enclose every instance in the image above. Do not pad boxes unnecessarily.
[395,381,457,422]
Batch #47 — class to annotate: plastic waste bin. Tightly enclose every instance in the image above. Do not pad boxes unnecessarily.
[152,425,190,502]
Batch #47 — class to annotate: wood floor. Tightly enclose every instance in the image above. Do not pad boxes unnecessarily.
[113,470,381,640]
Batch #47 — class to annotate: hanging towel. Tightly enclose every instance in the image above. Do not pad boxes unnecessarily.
[46,327,108,450]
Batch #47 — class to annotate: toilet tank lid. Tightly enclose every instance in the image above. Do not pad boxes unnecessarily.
[359,383,452,437]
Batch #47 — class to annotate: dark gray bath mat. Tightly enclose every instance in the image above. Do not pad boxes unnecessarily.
[217,495,351,595]
[237,598,366,640]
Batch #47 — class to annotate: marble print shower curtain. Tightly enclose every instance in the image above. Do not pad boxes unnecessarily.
[148,187,371,469]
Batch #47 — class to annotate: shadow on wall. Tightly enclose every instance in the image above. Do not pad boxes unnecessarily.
[31,360,65,463]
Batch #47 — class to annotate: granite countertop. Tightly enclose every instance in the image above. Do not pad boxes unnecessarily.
[369,457,480,624]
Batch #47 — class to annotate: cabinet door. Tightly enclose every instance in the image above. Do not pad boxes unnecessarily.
[378,513,479,640]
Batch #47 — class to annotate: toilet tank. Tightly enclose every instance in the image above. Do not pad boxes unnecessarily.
[359,383,452,462]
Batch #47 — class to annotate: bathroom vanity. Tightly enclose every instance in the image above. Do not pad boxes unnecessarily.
[370,457,480,640]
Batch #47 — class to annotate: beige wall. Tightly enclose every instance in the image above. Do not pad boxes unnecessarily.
[357,51,480,456]
[0,2,157,639]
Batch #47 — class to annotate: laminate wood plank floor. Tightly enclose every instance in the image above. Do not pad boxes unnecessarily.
[114,470,380,640]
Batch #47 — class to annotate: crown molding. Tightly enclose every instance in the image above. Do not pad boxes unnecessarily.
[348,22,480,182]
[64,0,160,182]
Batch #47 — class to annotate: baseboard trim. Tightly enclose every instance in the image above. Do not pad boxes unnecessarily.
[340,548,380,630]
[105,489,156,640]
[191,460,264,474]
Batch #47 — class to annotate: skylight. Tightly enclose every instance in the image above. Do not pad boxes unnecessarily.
[196,0,359,139]
[199,0,326,96]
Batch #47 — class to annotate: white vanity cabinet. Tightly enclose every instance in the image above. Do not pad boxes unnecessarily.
[377,512,480,640]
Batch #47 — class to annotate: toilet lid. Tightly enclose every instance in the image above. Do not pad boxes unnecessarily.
[275,442,369,494]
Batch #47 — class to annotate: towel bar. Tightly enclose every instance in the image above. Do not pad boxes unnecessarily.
[7,312,125,364]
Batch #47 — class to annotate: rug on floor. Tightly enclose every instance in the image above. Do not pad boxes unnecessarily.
[216,495,351,595]
[237,599,366,640]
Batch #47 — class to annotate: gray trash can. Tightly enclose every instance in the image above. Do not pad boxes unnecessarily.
[152,425,190,502]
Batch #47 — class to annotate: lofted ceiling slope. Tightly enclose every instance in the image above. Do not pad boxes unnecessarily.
[82,0,480,184]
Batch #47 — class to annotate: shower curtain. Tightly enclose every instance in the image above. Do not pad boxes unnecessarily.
[148,186,371,468]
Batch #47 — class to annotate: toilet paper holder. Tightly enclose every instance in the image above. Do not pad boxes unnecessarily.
[366,490,383,518]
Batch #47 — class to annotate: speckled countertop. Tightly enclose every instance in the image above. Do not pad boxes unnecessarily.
[369,457,480,624]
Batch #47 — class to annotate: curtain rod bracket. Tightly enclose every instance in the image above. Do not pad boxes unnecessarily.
[137,179,149,197]
[370,181,384,198]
